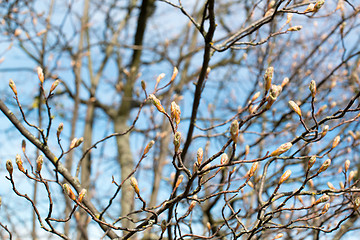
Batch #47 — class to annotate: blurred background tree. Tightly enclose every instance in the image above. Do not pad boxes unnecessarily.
[0,0,360,239]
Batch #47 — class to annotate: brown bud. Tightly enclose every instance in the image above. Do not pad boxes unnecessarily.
[173,132,181,152]
[314,195,329,205]
[141,80,146,91]
[308,156,316,169]
[9,79,17,96]
[77,189,87,203]
[318,159,331,174]
[332,136,340,149]
[288,101,302,117]
[270,142,292,157]
[197,148,203,166]
[279,170,291,185]
[22,140,26,153]
[63,184,76,201]
[6,159,13,175]
[57,123,64,138]
[161,220,167,233]
[148,94,165,114]
[143,140,155,155]
[36,155,43,172]
[37,67,44,84]
[230,120,239,142]
[130,177,140,195]
[15,154,25,172]
[264,67,274,92]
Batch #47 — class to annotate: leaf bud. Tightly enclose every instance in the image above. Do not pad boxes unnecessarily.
[197,148,203,166]
[248,162,258,178]
[344,159,350,172]
[274,233,284,239]
[270,142,292,157]
[156,73,165,84]
[36,155,44,172]
[15,154,25,172]
[173,132,181,152]
[321,203,330,214]
[314,195,329,205]
[161,220,167,233]
[279,169,291,185]
[288,101,302,117]
[6,159,13,175]
[349,170,355,182]
[9,79,17,96]
[57,123,64,138]
[141,80,146,91]
[175,175,184,188]
[309,80,317,98]
[143,140,155,155]
[148,94,165,114]
[313,0,325,12]
[130,177,140,195]
[170,101,181,126]
[320,125,329,138]
[77,189,87,203]
[318,159,331,174]
[22,140,26,153]
[264,66,274,92]
[331,136,340,149]
[37,67,44,84]
[230,120,239,143]
[50,79,60,93]
[170,67,178,82]
[287,26,302,32]
[188,200,196,212]
[220,153,229,165]
[308,156,316,169]
[63,184,76,201]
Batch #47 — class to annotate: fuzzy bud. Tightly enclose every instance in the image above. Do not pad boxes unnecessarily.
[6,159,13,175]
[230,120,239,143]
[308,156,316,169]
[279,170,291,185]
[327,182,336,190]
[344,159,350,172]
[36,155,43,172]
[15,154,25,172]
[9,79,17,96]
[148,94,165,114]
[77,189,87,203]
[264,67,274,92]
[173,132,181,152]
[281,77,289,88]
[288,101,302,117]
[287,26,302,32]
[50,80,60,93]
[170,101,181,126]
[156,73,166,84]
[197,148,203,166]
[270,142,292,157]
[63,184,76,201]
[332,136,340,149]
[314,195,329,205]
[250,91,261,102]
[248,162,258,178]
[220,153,229,165]
[143,140,155,155]
[170,67,178,82]
[37,67,44,84]
[57,123,64,138]
[309,80,316,98]
[130,177,140,195]
[318,159,331,174]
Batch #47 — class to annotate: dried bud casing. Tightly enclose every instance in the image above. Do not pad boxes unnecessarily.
[230,120,239,142]
[270,142,293,157]
[143,140,155,155]
[170,101,181,126]
[6,159,13,175]
[148,94,165,114]
[314,195,329,205]
[37,67,44,84]
[16,154,25,172]
[130,177,140,195]
[50,80,60,93]
[345,159,350,172]
[161,220,167,233]
[9,79,17,96]
[308,156,316,169]
[173,132,181,152]
[264,67,274,92]
[248,162,258,178]
[309,80,316,98]
[57,123,64,138]
[197,148,203,166]
[63,184,76,201]
[332,136,340,149]
[288,101,302,117]
[279,170,291,185]
[36,155,44,172]
[318,159,331,174]
[78,189,87,203]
